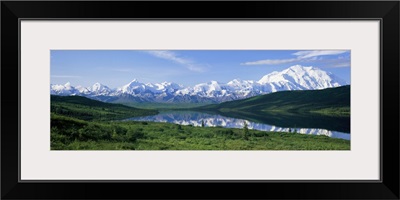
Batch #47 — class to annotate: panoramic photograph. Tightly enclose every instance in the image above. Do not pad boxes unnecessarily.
[50,50,350,150]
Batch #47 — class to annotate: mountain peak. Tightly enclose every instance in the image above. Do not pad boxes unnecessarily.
[51,65,347,103]
[123,79,141,87]
[130,79,138,83]
[210,80,220,85]
[92,82,108,88]
[89,82,111,95]
[91,82,106,89]
[289,64,304,70]
[287,65,317,72]
[258,65,346,90]
[227,79,242,85]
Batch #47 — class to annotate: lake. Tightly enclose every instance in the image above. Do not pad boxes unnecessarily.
[124,110,350,140]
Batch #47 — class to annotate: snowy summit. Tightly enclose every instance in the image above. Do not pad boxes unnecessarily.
[51,65,348,103]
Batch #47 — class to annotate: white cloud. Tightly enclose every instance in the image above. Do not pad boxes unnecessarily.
[241,58,298,65]
[292,50,348,59]
[146,50,204,72]
[328,62,350,68]
[147,51,186,64]
[241,50,349,67]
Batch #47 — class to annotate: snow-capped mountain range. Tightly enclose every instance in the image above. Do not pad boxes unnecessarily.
[51,65,348,103]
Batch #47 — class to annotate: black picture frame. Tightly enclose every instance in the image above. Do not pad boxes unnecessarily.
[1,1,399,199]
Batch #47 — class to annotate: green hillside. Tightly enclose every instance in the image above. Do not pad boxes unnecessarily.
[201,85,350,116]
[51,95,158,121]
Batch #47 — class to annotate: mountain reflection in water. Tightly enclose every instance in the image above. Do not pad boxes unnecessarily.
[124,111,350,140]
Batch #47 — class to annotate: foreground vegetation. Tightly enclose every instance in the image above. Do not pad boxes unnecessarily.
[51,113,350,150]
[51,94,350,150]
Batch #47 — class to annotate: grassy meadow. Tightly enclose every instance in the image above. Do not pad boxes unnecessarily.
[51,113,350,150]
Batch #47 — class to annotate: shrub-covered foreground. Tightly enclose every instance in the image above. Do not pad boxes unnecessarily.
[51,114,350,150]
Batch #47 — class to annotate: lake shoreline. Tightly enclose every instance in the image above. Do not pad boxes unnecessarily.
[124,110,350,140]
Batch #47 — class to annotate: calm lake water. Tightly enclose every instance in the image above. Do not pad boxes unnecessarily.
[124,111,350,140]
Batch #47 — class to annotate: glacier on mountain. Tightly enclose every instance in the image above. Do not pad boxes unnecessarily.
[50,65,348,103]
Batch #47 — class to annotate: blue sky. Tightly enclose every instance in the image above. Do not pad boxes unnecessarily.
[51,50,351,88]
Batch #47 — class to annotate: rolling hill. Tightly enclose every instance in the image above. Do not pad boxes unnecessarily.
[200,85,350,116]
[51,95,158,121]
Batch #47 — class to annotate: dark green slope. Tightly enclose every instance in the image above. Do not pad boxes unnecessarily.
[51,95,158,121]
[201,85,350,116]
